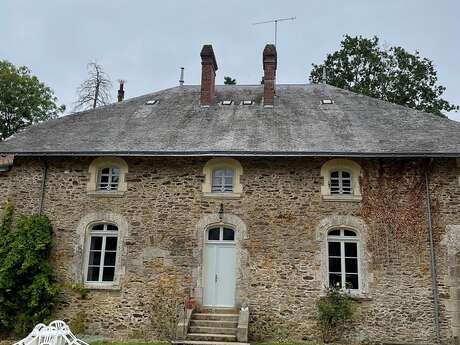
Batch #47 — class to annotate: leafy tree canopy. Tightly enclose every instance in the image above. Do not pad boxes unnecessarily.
[310,35,458,116]
[0,60,65,141]
[224,76,236,85]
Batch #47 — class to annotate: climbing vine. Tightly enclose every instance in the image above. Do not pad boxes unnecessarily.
[0,203,59,337]
[361,159,440,266]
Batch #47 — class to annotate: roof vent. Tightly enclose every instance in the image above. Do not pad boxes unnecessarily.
[241,100,254,105]
[221,100,233,105]
[321,99,334,105]
[145,100,159,105]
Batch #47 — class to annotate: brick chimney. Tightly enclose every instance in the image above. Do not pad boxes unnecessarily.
[263,44,277,107]
[117,80,125,102]
[200,45,218,106]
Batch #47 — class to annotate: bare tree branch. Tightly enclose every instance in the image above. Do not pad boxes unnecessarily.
[74,62,113,111]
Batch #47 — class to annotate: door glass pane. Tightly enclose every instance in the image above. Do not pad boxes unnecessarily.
[102,267,115,281]
[105,237,118,251]
[104,251,117,266]
[208,228,220,240]
[328,242,340,256]
[346,274,359,289]
[345,242,357,257]
[328,258,341,273]
[107,224,118,231]
[345,258,358,273]
[344,230,356,237]
[87,267,100,281]
[90,236,103,250]
[328,229,340,236]
[88,251,101,266]
[329,273,342,288]
[223,228,235,241]
[92,224,104,231]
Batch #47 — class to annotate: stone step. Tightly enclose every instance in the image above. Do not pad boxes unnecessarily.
[187,333,237,342]
[199,308,239,314]
[172,341,249,345]
[189,326,237,335]
[190,320,238,328]
[192,313,239,321]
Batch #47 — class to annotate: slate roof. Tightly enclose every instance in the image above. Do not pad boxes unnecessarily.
[1,83,459,157]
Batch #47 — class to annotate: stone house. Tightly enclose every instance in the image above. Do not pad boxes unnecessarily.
[0,44,460,345]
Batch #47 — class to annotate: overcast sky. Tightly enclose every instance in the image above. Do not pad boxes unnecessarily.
[1,0,459,121]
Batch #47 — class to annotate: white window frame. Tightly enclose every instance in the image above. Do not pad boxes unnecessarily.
[84,222,119,287]
[320,159,362,202]
[327,228,361,292]
[211,168,235,193]
[206,226,236,243]
[202,158,243,199]
[330,170,353,195]
[97,167,121,191]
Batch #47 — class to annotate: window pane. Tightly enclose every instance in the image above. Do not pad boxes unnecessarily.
[101,168,110,174]
[102,267,115,282]
[104,251,117,266]
[331,171,339,178]
[223,228,235,241]
[111,167,120,175]
[87,267,100,281]
[90,236,103,250]
[328,241,341,256]
[106,224,118,231]
[111,175,119,183]
[100,175,109,183]
[89,251,101,266]
[213,170,224,177]
[329,273,342,288]
[328,258,341,273]
[345,274,359,289]
[342,171,350,178]
[345,242,357,256]
[208,228,220,240]
[105,237,118,250]
[92,224,104,231]
[344,230,356,237]
[328,229,340,236]
[345,258,358,273]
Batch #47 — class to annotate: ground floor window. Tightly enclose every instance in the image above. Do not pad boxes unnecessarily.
[86,223,118,283]
[327,228,359,290]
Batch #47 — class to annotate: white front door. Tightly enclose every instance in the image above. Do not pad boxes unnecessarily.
[203,227,236,308]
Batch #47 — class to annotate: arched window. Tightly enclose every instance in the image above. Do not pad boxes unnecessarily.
[330,170,352,195]
[97,167,120,191]
[212,168,235,193]
[85,223,119,283]
[327,228,359,290]
[207,226,235,242]
[87,157,128,195]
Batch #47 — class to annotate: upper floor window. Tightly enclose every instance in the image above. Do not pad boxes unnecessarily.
[87,157,128,196]
[330,170,352,195]
[86,223,119,283]
[320,159,362,201]
[327,228,359,290]
[202,158,243,199]
[97,167,120,191]
[212,168,235,193]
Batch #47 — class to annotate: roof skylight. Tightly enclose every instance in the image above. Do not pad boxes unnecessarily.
[145,100,159,105]
[221,100,233,105]
[242,100,254,105]
[321,99,334,105]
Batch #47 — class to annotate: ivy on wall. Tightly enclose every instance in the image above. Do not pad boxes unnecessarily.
[0,203,59,337]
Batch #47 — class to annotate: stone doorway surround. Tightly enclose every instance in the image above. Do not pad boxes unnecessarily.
[442,224,460,340]
[193,213,249,307]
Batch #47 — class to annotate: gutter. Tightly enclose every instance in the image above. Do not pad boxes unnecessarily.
[1,151,460,158]
[424,158,441,344]
[38,158,48,215]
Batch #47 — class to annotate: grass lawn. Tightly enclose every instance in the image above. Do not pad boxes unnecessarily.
[90,342,323,345]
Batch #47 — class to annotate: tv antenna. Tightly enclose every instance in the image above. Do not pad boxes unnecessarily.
[253,16,296,46]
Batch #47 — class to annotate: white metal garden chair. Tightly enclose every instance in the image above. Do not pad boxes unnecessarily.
[13,321,89,345]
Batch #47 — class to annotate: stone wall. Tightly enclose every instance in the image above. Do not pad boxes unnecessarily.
[0,156,459,344]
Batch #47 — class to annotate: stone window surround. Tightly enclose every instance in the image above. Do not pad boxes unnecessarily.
[74,211,129,290]
[193,213,249,307]
[202,158,243,199]
[457,158,460,186]
[316,215,371,299]
[320,159,362,202]
[87,157,128,197]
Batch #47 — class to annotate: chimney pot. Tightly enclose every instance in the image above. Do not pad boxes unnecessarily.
[200,45,218,106]
[263,44,277,107]
[117,80,125,102]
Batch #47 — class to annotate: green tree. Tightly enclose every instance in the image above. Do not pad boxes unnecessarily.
[310,35,458,116]
[224,76,236,85]
[0,61,65,141]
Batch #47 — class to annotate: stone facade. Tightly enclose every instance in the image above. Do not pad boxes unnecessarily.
[0,156,459,344]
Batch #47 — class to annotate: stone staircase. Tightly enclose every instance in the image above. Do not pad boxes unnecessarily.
[173,308,249,345]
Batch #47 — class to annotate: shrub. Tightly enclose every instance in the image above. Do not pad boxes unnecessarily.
[69,311,87,335]
[0,203,59,338]
[316,287,356,343]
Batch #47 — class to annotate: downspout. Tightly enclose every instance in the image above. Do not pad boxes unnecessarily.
[424,158,441,344]
[38,158,48,214]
